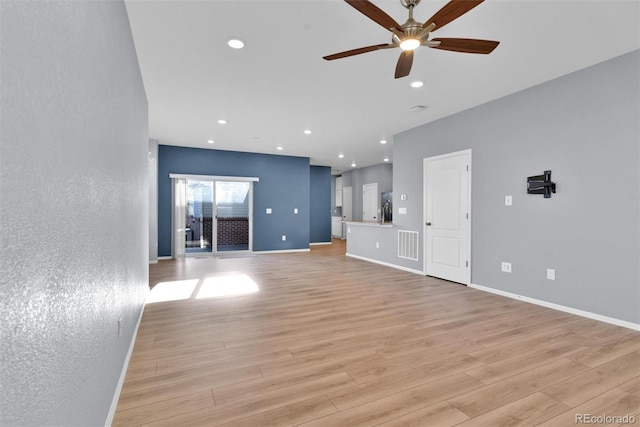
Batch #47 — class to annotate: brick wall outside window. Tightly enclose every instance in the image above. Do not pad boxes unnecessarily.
[217,217,249,246]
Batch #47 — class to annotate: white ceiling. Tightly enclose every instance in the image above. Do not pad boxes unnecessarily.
[125,0,639,174]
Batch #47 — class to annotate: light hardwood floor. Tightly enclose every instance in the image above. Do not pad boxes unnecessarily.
[114,239,640,426]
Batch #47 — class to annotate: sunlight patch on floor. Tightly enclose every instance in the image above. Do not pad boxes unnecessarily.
[196,274,259,299]
[147,279,199,304]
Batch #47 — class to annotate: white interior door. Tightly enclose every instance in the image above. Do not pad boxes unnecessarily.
[342,186,352,221]
[362,183,378,221]
[424,150,471,284]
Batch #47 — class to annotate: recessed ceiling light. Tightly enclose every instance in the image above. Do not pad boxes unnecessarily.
[276,146,283,151]
[338,154,344,158]
[384,157,390,162]
[410,105,427,112]
[217,119,227,125]
[227,37,245,49]
[380,139,387,144]
[410,81,424,88]
[303,129,312,135]
[351,162,356,167]
[207,139,215,144]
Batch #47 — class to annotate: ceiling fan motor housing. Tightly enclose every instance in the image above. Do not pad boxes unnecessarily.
[401,0,421,8]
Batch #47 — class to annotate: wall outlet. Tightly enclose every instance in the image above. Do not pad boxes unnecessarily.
[376,242,379,249]
[505,195,512,206]
[118,317,123,339]
[266,208,272,214]
[294,208,298,214]
[281,235,286,241]
[547,269,556,280]
[501,262,512,273]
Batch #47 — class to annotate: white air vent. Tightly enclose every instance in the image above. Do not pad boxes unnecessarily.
[398,230,419,261]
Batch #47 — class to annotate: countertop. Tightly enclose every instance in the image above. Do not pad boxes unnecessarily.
[344,220,393,228]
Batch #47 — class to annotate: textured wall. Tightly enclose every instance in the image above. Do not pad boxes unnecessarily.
[149,140,159,263]
[0,1,148,426]
[157,145,311,254]
[349,51,639,323]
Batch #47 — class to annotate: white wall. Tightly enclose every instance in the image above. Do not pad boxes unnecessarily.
[0,1,149,425]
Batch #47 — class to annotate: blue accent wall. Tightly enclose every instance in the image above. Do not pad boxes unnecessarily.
[310,166,331,243]
[158,145,311,255]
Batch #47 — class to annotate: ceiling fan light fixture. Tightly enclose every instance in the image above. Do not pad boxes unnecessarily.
[399,38,420,51]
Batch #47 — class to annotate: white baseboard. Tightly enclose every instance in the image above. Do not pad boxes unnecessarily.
[105,299,146,426]
[346,253,425,276]
[255,248,311,254]
[148,259,158,265]
[469,283,640,332]
[157,256,172,261]
[310,242,332,246]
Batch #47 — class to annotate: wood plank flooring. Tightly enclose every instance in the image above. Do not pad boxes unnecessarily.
[114,239,640,426]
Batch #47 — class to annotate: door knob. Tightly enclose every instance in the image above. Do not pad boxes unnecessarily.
[426,222,432,226]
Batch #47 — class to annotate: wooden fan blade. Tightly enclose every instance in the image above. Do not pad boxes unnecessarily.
[323,43,395,61]
[395,50,414,79]
[424,0,484,31]
[430,38,499,54]
[345,0,403,32]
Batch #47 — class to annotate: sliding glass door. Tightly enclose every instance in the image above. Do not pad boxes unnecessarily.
[172,174,255,257]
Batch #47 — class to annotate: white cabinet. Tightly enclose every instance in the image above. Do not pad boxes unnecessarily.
[331,216,343,238]
[335,176,343,207]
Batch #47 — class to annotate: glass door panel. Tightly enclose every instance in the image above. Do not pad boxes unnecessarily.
[186,180,213,253]
[215,181,250,251]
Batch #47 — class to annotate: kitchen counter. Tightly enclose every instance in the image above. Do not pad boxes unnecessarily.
[344,220,393,228]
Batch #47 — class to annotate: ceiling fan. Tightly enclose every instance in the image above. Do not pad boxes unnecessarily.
[323,0,500,78]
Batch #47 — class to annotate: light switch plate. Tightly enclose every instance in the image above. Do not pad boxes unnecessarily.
[398,207,407,215]
[505,195,512,206]
[266,208,272,214]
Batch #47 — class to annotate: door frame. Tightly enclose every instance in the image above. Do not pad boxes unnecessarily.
[422,149,472,284]
[169,173,259,257]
